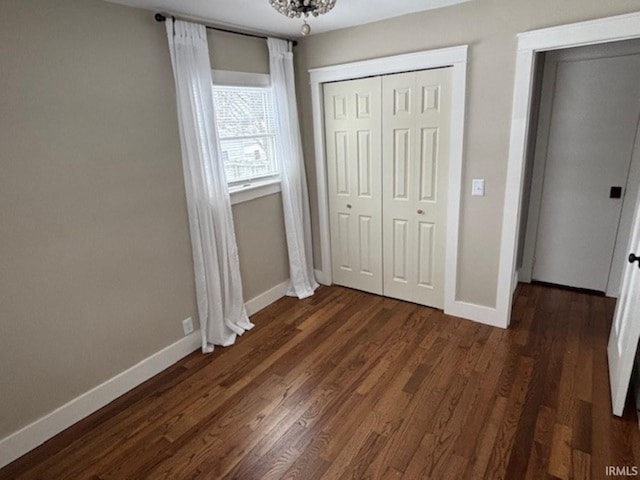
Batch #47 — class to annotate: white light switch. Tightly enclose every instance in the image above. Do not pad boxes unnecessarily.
[472,179,485,197]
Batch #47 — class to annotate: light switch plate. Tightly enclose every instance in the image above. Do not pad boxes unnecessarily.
[472,179,485,197]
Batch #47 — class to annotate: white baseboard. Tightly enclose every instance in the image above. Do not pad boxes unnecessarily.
[245,280,290,316]
[518,268,532,283]
[314,269,331,286]
[0,280,293,470]
[445,301,507,329]
[0,331,201,469]
[314,267,501,329]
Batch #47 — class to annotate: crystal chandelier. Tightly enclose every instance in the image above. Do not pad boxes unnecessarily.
[269,0,337,36]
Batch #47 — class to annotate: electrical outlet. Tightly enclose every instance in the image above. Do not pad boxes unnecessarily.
[182,317,194,336]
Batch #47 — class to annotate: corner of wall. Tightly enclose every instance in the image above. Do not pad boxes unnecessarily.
[314,269,331,286]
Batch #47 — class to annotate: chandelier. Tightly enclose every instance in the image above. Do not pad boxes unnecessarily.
[269,0,337,36]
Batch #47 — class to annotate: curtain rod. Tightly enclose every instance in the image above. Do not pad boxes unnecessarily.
[154,14,298,47]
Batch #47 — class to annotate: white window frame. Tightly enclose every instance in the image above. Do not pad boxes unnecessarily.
[211,69,282,205]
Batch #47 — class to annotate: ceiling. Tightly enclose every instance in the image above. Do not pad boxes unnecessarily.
[105,0,472,38]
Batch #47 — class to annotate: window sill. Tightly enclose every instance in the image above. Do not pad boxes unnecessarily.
[229,179,282,206]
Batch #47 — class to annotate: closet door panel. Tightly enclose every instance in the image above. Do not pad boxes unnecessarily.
[382,68,452,309]
[324,77,383,294]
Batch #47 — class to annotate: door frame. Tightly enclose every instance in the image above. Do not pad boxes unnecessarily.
[309,46,489,324]
[500,11,640,326]
[519,42,640,296]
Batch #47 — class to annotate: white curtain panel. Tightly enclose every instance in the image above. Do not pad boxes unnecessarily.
[166,19,253,353]
[268,38,319,299]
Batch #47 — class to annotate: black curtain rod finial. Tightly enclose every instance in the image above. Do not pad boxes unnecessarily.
[155,13,166,22]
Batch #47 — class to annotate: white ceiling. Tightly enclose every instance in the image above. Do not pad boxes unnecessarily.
[105,0,471,38]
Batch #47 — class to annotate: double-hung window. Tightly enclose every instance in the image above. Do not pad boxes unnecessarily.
[211,71,280,203]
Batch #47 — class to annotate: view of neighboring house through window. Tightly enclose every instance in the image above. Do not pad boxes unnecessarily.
[211,85,279,185]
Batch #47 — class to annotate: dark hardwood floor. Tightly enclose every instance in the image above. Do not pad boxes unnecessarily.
[2,283,639,479]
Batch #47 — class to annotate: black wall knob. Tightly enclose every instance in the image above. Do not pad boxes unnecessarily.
[629,253,640,268]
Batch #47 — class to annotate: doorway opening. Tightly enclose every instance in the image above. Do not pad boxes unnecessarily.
[516,39,640,298]
[516,38,640,418]
[501,12,640,416]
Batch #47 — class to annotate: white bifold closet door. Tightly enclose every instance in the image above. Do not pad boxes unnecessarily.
[324,77,384,295]
[324,68,452,309]
[382,69,451,309]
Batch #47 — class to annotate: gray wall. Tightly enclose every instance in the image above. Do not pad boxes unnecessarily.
[295,0,640,307]
[208,29,269,74]
[0,0,288,440]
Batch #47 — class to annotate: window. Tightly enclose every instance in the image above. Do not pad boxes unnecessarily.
[211,85,279,185]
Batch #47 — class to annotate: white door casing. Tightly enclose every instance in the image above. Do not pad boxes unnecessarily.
[382,68,452,309]
[310,47,497,326]
[324,77,383,294]
[523,44,640,293]
[501,12,640,417]
[608,186,640,416]
[501,12,640,330]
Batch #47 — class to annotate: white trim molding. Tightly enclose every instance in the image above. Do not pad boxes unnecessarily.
[499,11,640,327]
[229,178,281,206]
[0,280,291,469]
[245,279,290,316]
[308,46,494,325]
[517,12,640,53]
[314,269,330,286]
[309,46,468,84]
[445,301,504,329]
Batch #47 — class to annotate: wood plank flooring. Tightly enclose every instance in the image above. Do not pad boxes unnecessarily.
[2,283,640,479]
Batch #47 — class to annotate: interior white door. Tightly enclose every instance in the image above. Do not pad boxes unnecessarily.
[608,187,640,416]
[324,77,383,294]
[382,68,451,309]
[532,49,640,292]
